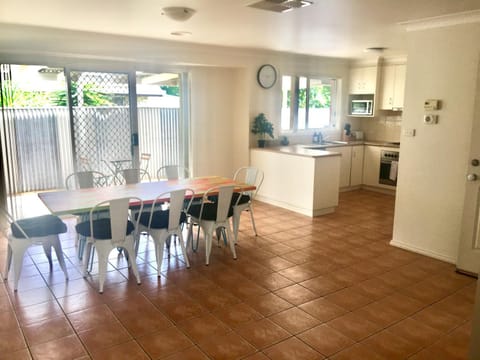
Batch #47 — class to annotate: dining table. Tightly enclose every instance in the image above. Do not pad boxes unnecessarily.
[38,176,256,216]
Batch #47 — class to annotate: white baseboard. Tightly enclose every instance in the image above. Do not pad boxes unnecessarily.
[255,195,335,217]
[390,239,456,264]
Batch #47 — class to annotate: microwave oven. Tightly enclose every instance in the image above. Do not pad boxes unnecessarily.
[350,99,373,116]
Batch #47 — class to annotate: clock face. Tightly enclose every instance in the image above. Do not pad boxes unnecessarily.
[257,64,277,89]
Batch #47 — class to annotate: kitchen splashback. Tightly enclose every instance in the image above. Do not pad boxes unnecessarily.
[360,114,401,142]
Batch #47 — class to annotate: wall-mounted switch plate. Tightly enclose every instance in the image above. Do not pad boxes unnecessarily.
[404,128,416,137]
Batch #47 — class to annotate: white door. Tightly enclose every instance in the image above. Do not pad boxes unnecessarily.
[456,69,480,274]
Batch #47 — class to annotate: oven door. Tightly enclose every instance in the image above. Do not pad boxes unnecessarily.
[379,161,396,186]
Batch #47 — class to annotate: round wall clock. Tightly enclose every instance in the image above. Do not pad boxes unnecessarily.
[257,64,277,89]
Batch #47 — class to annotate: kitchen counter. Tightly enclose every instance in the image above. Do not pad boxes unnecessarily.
[301,140,400,149]
[250,148,341,217]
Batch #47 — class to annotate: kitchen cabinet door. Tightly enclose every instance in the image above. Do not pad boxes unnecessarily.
[326,146,351,188]
[349,67,377,94]
[363,145,381,186]
[350,145,364,186]
[380,64,406,110]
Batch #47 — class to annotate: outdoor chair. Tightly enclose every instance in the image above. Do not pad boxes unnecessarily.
[157,165,190,180]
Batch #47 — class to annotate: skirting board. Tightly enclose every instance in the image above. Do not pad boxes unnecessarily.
[255,195,335,217]
[390,239,456,264]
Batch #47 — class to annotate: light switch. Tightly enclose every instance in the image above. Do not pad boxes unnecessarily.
[404,128,416,137]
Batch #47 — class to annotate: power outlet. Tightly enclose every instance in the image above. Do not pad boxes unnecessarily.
[404,128,416,137]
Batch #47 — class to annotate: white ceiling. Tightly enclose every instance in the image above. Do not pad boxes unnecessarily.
[1,0,480,59]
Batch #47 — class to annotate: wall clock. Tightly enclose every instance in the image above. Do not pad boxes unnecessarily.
[257,64,277,89]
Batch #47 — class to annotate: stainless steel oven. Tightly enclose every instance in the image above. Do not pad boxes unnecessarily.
[379,150,399,186]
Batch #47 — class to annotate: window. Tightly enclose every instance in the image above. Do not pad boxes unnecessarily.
[281,75,337,131]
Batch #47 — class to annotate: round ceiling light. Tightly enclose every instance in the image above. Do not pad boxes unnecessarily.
[170,31,192,36]
[364,47,387,53]
[162,7,196,21]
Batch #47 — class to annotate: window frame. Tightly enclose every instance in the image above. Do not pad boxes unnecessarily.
[281,74,337,133]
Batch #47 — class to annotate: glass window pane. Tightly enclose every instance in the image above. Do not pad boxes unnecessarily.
[298,76,307,130]
[307,78,331,129]
[281,75,292,131]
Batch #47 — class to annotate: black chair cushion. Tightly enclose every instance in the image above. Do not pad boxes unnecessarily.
[11,215,67,238]
[188,203,234,221]
[135,210,187,229]
[231,193,251,206]
[75,218,135,240]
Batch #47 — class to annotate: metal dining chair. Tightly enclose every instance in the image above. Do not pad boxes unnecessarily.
[1,208,69,291]
[157,165,190,180]
[232,167,264,243]
[135,188,194,276]
[187,185,240,265]
[75,197,143,293]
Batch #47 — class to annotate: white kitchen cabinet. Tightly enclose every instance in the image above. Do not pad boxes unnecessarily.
[350,145,364,186]
[363,145,381,186]
[349,66,377,94]
[380,64,406,110]
[326,146,351,188]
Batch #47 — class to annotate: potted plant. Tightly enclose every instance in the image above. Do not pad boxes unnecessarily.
[251,113,274,148]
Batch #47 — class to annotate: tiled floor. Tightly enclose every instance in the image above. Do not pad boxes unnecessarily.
[0,189,475,359]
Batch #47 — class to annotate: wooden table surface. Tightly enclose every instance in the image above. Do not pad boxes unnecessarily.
[38,176,255,215]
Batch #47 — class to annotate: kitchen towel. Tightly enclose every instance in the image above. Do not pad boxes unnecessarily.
[389,160,398,181]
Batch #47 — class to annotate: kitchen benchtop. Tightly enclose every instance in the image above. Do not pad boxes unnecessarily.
[251,140,400,158]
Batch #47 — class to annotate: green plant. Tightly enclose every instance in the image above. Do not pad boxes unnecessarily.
[251,113,274,140]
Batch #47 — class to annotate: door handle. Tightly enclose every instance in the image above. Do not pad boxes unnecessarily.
[467,174,478,181]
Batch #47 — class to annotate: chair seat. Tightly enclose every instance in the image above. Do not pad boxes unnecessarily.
[11,215,67,238]
[232,193,250,206]
[188,203,234,221]
[136,210,187,229]
[75,218,135,239]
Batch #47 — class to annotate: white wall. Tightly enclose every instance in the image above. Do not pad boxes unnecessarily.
[391,23,480,263]
[0,24,350,177]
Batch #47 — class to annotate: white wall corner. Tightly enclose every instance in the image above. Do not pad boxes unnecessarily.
[399,9,480,32]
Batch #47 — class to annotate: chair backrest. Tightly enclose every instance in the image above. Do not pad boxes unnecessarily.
[233,167,264,199]
[198,185,237,223]
[78,156,92,171]
[65,171,107,190]
[89,197,143,243]
[149,188,195,231]
[140,153,151,172]
[122,168,140,185]
[157,165,190,180]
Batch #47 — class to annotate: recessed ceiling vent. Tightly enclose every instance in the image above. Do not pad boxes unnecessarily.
[248,0,313,13]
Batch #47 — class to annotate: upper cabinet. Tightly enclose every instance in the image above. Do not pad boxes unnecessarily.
[349,66,377,94]
[379,64,406,111]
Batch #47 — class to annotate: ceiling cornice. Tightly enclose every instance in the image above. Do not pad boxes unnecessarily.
[399,9,480,32]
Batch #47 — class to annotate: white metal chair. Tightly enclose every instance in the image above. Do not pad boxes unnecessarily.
[187,185,240,265]
[121,168,151,185]
[65,171,108,189]
[135,188,194,276]
[1,208,69,291]
[75,197,143,293]
[157,165,190,180]
[232,167,264,243]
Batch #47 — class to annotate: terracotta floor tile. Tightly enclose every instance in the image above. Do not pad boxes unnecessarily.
[30,334,87,360]
[213,302,263,328]
[253,272,295,291]
[22,316,74,346]
[388,317,443,349]
[177,313,231,343]
[361,329,421,360]
[197,331,256,359]
[67,304,118,332]
[353,300,405,327]
[327,311,382,341]
[245,292,293,316]
[277,264,319,282]
[5,348,32,360]
[330,343,385,360]
[137,327,193,359]
[236,318,291,349]
[324,287,373,310]
[274,284,319,306]
[300,275,346,296]
[0,327,27,355]
[114,307,173,337]
[242,352,270,360]
[78,320,132,353]
[16,300,65,326]
[161,346,210,360]
[269,307,321,334]
[90,340,149,360]
[56,289,105,314]
[298,324,355,357]
[299,298,348,322]
[263,337,324,360]
[412,306,465,333]
[157,297,207,323]
[192,286,241,310]
[262,256,296,271]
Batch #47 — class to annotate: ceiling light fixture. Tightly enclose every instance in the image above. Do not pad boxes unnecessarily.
[364,47,388,53]
[162,7,196,21]
[170,31,192,37]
